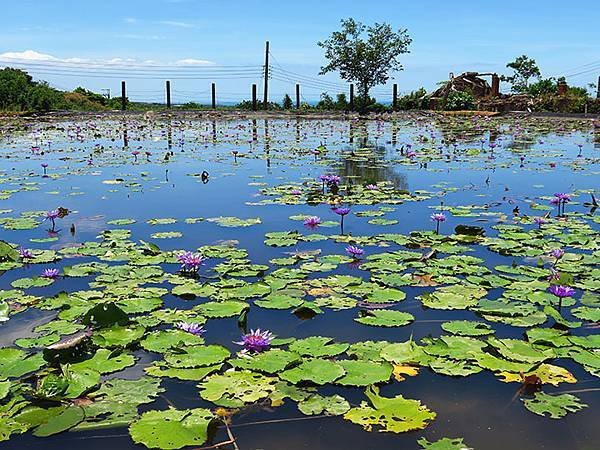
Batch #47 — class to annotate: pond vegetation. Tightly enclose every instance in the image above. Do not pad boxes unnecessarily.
[0,113,598,449]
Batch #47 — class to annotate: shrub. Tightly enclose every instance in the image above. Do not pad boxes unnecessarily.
[443,91,475,111]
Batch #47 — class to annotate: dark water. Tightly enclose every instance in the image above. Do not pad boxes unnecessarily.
[0,114,598,449]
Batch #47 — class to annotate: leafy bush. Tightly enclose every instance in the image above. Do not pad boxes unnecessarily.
[443,91,475,111]
[282,94,293,109]
[395,88,428,110]
[526,78,557,97]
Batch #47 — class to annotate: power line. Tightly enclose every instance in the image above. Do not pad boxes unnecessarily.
[0,58,262,70]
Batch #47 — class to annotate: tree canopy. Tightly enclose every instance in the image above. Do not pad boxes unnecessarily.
[501,55,542,93]
[318,18,412,106]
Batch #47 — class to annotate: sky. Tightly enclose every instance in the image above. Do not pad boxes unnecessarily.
[1,0,599,103]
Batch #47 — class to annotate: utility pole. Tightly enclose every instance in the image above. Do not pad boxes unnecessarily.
[121,81,126,111]
[165,80,171,109]
[263,41,269,109]
[295,84,300,109]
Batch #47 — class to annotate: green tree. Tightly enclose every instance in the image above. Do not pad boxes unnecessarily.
[0,68,34,110]
[316,92,335,110]
[282,94,293,109]
[318,18,411,109]
[335,93,348,110]
[526,78,557,97]
[501,55,541,93]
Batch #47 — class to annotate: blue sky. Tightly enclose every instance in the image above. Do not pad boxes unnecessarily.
[1,0,599,103]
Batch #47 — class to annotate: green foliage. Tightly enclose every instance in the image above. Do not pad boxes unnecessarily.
[318,18,411,105]
[395,88,428,110]
[442,91,475,111]
[129,408,214,449]
[344,386,436,433]
[523,392,587,419]
[0,68,110,112]
[502,54,542,93]
[282,94,293,109]
[526,78,557,97]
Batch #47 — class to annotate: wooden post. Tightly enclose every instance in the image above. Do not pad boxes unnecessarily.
[211,83,216,109]
[295,83,300,109]
[252,84,257,111]
[392,83,398,109]
[597,75,600,99]
[263,41,269,109]
[166,80,171,108]
[349,84,354,110]
[491,74,500,97]
[121,81,126,111]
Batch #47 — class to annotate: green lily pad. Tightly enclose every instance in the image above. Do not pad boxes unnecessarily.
[280,359,345,385]
[523,392,587,419]
[355,309,414,327]
[344,386,436,433]
[129,408,214,449]
[298,394,350,416]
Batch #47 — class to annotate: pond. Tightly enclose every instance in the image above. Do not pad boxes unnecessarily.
[0,112,598,450]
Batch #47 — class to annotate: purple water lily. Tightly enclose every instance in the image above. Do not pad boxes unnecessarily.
[430,213,446,234]
[333,206,351,234]
[366,184,378,190]
[41,268,60,279]
[550,248,565,260]
[235,329,274,353]
[19,248,33,259]
[175,322,205,336]
[44,209,60,231]
[177,251,205,274]
[552,193,571,216]
[548,285,575,299]
[533,217,547,228]
[303,216,321,230]
[333,206,350,216]
[346,245,364,259]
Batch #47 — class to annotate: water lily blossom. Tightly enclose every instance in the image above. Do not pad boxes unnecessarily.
[548,285,575,299]
[533,217,547,228]
[235,329,274,353]
[346,245,364,259]
[41,268,60,279]
[333,206,351,233]
[430,213,446,234]
[44,209,60,231]
[303,216,321,230]
[177,251,205,273]
[175,322,205,336]
[19,248,33,259]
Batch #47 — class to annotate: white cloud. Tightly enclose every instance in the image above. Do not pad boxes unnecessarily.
[0,50,57,62]
[0,50,215,68]
[176,58,213,66]
[123,17,139,24]
[158,20,195,28]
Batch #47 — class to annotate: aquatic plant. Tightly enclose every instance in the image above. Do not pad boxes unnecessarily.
[235,329,274,353]
[175,322,206,336]
[430,213,446,234]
